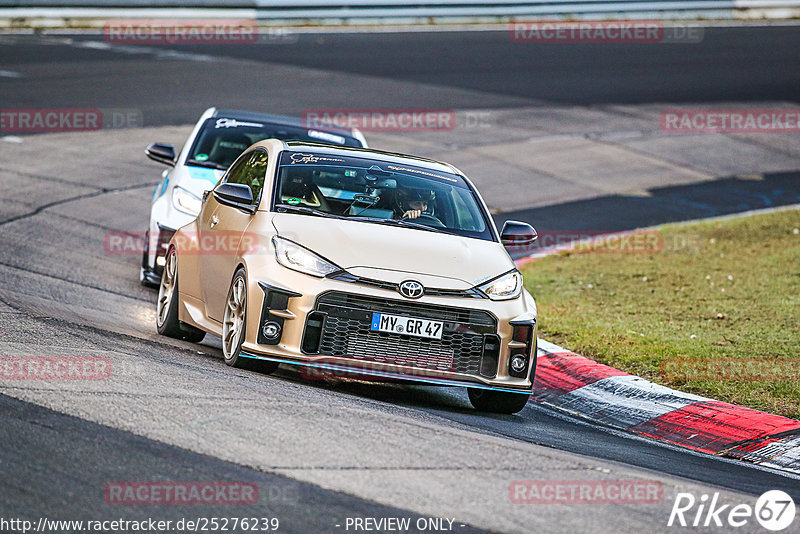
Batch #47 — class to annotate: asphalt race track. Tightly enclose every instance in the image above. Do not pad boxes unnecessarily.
[1,26,800,533]
[3,26,800,122]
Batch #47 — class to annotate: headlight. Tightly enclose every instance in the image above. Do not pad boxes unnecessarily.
[172,186,202,216]
[272,236,340,277]
[479,271,522,300]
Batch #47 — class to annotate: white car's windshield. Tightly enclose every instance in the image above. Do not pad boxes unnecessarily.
[187,118,363,169]
[273,151,494,241]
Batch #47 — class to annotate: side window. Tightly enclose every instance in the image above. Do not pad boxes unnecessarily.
[224,149,269,205]
[223,154,250,187]
[450,189,484,232]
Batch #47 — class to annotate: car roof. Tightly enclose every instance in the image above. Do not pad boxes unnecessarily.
[271,140,463,176]
[211,108,356,137]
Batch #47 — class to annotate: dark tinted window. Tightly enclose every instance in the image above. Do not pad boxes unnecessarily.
[224,149,269,205]
[272,151,493,241]
[187,117,362,169]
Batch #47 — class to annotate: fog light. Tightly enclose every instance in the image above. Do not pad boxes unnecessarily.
[155,256,166,266]
[510,354,528,374]
[262,321,281,340]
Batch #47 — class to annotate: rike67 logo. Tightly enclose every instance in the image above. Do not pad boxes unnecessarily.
[668,490,796,531]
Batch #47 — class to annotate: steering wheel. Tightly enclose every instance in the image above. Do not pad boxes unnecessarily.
[402,213,446,228]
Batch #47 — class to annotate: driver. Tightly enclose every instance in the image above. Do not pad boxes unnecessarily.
[396,188,435,220]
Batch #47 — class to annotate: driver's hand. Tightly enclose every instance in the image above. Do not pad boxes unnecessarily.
[402,210,422,219]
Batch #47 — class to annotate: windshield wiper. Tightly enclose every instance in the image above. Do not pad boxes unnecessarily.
[357,217,447,234]
[276,206,447,233]
[275,204,346,220]
[186,159,228,170]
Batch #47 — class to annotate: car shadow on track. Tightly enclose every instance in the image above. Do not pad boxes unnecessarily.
[196,334,525,418]
[194,334,536,421]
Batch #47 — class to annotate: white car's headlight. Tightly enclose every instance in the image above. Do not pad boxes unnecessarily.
[172,186,202,216]
[273,236,340,277]
[479,271,522,300]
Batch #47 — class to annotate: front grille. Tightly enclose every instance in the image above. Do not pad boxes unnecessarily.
[327,271,486,299]
[308,291,497,376]
[317,292,496,326]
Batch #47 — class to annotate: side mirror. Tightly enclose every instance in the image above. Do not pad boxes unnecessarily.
[146,143,176,166]
[213,183,255,213]
[501,221,538,253]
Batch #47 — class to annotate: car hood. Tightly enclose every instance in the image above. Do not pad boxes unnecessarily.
[271,213,513,289]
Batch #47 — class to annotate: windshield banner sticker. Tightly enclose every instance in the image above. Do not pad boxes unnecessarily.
[288,153,346,165]
[214,118,264,129]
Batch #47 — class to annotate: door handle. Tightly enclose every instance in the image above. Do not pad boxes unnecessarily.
[210,215,219,228]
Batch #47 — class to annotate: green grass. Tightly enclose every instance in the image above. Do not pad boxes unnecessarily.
[521,208,800,419]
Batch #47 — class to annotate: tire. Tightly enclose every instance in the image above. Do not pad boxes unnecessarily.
[156,248,206,342]
[222,267,279,374]
[468,388,530,414]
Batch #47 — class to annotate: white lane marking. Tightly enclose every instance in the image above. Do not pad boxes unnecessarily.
[0,69,22,78]
[538,338,574,354]
[1,136,23,143]
[546,374,709,428]
[77,40,111,50]
[74,39,214,62]
[154,49,214,62]
[762,435,800,474]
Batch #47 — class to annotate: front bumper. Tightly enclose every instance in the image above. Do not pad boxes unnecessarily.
[240,272,537,392]
[140,225,177,287]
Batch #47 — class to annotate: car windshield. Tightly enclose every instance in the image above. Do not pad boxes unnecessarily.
[273,151,494,241]
[187,117,362,169]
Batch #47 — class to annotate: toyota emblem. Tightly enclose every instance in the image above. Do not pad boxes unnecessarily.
[398,280,424,299]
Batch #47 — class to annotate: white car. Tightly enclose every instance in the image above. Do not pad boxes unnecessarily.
[141,107,367,286]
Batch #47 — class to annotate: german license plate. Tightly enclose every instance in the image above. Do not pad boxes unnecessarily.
[370,313,443,340]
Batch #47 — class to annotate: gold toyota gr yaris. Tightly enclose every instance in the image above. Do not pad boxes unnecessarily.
[156,139,539,413]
